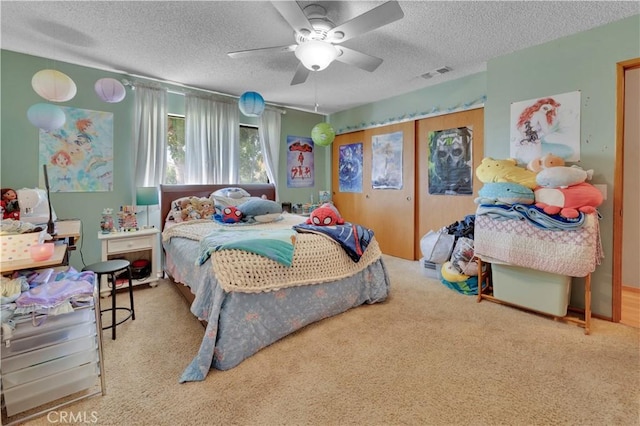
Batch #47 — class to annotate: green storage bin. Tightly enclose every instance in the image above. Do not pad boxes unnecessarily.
[491,263,571,317]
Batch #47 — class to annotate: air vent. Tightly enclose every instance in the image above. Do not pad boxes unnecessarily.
[420,66,452,80]
[420,72,433,79]
[435,66,452,74]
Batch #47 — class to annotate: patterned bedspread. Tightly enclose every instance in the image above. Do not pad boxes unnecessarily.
[474,210,603,277]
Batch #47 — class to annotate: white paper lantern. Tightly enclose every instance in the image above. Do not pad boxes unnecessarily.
[31,69,77,102]
[95,78,126,103]
[27,103,66,131]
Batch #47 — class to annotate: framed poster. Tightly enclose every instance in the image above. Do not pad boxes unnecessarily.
[371,131,403,190]
[39,107,113,192]
[428,126,473,195]
[286,135,314,188]
[510,91,581,165]
[338,142,363,193]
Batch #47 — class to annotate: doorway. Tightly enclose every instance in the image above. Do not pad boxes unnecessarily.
[613,58,640,328]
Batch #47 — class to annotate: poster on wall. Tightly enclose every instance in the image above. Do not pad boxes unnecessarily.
[510,90,581,165]
[286,135,314,188]
[338,142,363,193]
[371,131,403,190]
[428,126,473,195]
[39,107,113,192]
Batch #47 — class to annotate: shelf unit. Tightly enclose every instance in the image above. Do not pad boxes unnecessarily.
[1,283,106,424]
[476,257,592,334]
[98,228,161,297]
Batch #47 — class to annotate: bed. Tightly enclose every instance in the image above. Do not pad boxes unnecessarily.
[159,184,391,382]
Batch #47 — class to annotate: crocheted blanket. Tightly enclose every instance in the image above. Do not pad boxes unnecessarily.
[162,216,383,293]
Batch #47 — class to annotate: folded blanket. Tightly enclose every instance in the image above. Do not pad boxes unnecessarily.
[198,228,296,267]
[476,203,585,230]
[293,222,374,262]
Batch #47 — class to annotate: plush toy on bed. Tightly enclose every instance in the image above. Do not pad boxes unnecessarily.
[236,198,283,223]
[306,203,344,226]
[526,153,565,173]
[219,206,243,223]
[474,182,535,205]
[534,182,603,219]
[475,157,538,189]
[535,165,594,189]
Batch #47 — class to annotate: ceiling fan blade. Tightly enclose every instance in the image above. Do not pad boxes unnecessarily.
[290,62,310,85]
[227,44,296,59]
[335,46,384,72]
[327,1,404,43]
[271,1,313,36]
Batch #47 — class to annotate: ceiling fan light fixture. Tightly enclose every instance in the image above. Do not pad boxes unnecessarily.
[295,40,338,71]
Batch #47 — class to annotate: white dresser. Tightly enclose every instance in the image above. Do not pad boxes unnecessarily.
[1,285,106,422]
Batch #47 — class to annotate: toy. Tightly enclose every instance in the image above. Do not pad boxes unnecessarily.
[306,203,345,226]
[475,182,534,205]
[475,157,538,189]
[534,182,604,218]
[526,153,565,173]
[199,198,215,220]
[535,165,594,189]
[1,188,20,220]
[235,198,282,223]
[220,206,243,223]
[440,261,470,283]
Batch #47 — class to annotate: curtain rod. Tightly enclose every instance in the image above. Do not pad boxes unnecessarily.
[121,74,287,114]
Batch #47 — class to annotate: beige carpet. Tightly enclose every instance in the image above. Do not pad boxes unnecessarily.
[13,255,640,426]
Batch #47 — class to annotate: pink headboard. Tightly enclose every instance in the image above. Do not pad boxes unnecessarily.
[159,184,276,231]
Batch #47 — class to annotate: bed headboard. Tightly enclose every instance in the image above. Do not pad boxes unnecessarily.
[159,184,276,230]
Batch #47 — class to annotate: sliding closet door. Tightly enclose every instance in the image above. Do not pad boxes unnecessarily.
[332,131,366,223]
[362,122,416,259]
[333,123,416,259]
[415,108,484,258]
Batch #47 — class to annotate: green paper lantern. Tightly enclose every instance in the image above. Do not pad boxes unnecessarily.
[311,122,336,147]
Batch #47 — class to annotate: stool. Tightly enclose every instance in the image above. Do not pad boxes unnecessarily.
[83,259,135,340]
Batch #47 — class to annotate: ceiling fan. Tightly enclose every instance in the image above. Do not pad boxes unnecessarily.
[227,1,404,85]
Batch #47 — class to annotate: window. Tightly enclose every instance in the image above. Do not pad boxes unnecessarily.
[239,125,268,184]
[164,116,267,184]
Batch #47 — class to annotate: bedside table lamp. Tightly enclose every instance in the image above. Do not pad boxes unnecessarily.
[136,187,158,229]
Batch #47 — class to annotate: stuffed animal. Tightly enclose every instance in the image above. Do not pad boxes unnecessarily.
[475,157,538,189]
[527,153,565,173]
[1,188,20,220]
[236,198,283,223]
[220,206,243,223]
[534,182,604,218]
[475,182,535,205]
[306,203,345,226]
[440,261,470,283]
[535,165,594,189]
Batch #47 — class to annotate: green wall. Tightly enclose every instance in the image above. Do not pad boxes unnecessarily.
[0,50,324,270]
[328,15,640,318]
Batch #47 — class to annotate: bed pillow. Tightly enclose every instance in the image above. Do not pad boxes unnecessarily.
[212,187,251,199]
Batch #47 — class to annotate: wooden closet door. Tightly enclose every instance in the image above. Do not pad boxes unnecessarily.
[362,122,416,260]
[332,123,416,259]
[415,108,484,259]
[332,131,365,223]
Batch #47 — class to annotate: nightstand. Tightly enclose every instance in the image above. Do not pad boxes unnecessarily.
[97,228,161,297]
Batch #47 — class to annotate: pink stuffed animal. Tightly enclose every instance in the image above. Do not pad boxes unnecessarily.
[534,182,603,218]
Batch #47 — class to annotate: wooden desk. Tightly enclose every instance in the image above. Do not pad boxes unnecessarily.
[0,244,68,274]
[52,220,81,250]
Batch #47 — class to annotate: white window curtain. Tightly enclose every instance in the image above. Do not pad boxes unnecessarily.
[133,84,167,187]
[184,94,239,184]
[258,109,282,199]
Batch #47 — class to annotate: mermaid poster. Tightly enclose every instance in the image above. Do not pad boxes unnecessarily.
[39,107,113,192]
[509,91,580,165]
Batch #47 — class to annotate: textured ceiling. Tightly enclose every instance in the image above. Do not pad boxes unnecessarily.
[1,1,638,114]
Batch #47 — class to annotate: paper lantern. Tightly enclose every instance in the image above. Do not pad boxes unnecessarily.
[95,78,126,103]
[239,91,265,117]
[31,69,77,102]
[311,122,336,146]
[27,103,66,131]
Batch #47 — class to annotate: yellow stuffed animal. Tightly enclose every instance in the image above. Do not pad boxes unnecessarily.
[475,157,538,189]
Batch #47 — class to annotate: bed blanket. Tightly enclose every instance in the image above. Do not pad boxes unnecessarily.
[474,211,603,277]
[163,216,383,293]
[197,228,296,266]
[293,222,374,262]
[476,203,586,230]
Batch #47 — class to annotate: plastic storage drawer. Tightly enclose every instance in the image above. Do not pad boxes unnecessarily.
[491,263,571,316]
[1,307,94,344]
[2,334,97,373]
[1,321,96,358]
[3,362,99,417]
